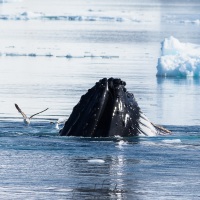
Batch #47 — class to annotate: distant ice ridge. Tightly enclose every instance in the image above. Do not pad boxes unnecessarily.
[0,12,44,20]
[0,48,119,59]
[0,0,22,3]
[0,11,147,23]
[164,14,200,25]
[156,36,200,77]
[0,52,119,59]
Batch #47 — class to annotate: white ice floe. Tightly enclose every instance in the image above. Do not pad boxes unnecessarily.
[0,50,118,59]
[157,36,200,77]
[0,10,151,23]
[88,159,105,163]
[0,11,127,21]
[180,19,200,25]
[0,12,44,20]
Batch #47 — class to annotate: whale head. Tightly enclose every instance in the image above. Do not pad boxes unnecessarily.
[60,78,170,137]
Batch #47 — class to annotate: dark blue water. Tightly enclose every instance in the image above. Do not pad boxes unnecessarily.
[1,0,200,199]
[0,121,200,199]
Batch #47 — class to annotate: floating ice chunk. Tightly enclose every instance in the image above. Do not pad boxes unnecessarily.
[181,19,200,25]
[0,50,119,59]
[20,11,44,20]
[88,159,105,163]
[0,11,43,20]
[0,10,142,23]
[157,36,200,77]
[192,19,200,25]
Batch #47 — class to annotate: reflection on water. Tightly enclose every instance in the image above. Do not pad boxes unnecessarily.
[70,141,140,199]
[155,77,200,126]
[110,154,128,200]
[157,77,200,85]
[0,123,200,199]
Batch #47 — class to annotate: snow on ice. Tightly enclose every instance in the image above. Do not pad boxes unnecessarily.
[157,36,200,77]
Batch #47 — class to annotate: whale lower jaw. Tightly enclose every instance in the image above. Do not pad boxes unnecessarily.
[60,78,169,137]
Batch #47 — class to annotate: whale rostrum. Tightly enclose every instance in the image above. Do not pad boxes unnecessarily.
[60,78,171,137]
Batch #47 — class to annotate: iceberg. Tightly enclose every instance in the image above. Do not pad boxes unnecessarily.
[156,36,200,77]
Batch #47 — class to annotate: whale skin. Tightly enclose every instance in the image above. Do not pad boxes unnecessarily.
[59,78,170,137]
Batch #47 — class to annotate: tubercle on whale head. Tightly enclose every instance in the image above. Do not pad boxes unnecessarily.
[59,78,170,137]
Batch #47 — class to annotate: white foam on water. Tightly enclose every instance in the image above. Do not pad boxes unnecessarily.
[118,140,127,145]
[157,36,200,77]
[162,139,182,144]
[116,140,128,149]
[117,140,128,148]
[114,135,123,139]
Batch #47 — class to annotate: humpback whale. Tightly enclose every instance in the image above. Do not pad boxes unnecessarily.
[60,78,171,137]
[15,104,49,125]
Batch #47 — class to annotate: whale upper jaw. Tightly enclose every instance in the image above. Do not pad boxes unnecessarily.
[60,78,169,137]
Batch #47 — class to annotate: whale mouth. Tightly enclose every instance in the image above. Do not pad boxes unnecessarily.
[60,78,169,137]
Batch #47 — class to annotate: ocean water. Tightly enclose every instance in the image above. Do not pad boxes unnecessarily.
[0,0,200,199]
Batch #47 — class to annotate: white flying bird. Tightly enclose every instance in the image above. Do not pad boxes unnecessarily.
[15,103,49,125]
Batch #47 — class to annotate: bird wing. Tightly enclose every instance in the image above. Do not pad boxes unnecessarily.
[15,104,28,119]
[29,108,49,119]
